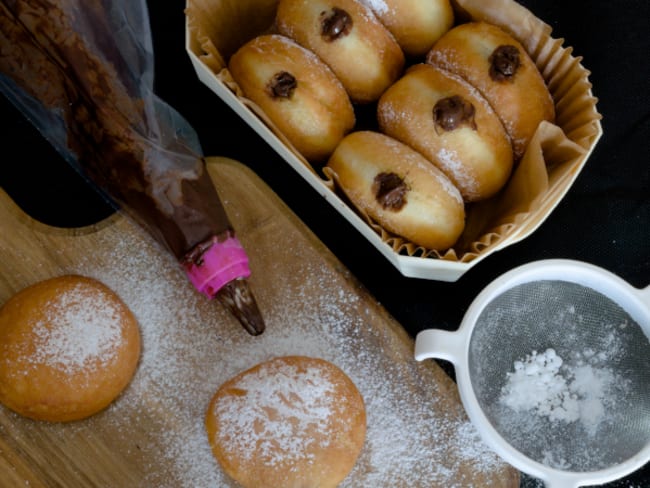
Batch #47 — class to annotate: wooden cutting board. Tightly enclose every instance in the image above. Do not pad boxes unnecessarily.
[0,157,519,487]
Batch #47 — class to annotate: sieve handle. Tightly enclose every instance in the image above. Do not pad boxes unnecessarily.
[414,329,466,364]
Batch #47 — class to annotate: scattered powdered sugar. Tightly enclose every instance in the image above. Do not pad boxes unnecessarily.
[31,223,511,487]
[27,282,123,376]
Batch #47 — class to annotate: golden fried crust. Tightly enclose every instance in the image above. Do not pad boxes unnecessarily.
[205,356,366,488]
[0,275,141,422]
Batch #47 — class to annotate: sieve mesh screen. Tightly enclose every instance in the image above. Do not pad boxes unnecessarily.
[468,280,650,472]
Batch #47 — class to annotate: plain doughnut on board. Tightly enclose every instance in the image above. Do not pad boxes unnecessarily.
[205,355,366,488]
[0,275,141,423]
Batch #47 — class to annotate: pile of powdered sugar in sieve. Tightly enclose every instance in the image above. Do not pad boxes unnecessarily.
[44,227,510,487]
[495,336,633,471]
[500,347,621,435]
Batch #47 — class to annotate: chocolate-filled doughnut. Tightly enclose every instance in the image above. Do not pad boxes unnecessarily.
[378,63,513,202]
[276,0,405,104]
[229,34,355,162]
[327,131,465,250]
[427,21,555,160]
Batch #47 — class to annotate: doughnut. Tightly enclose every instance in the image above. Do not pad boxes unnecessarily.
[228,34,355,163]
[377,63,513,202]
[326,131,465,250]
[205,355,366,488]
[0,275,141,422]
[359,0,454,58]
[276,0,405,104]
[426,21,555,160]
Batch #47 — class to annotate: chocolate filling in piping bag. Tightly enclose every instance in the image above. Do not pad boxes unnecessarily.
[0,0,265,335]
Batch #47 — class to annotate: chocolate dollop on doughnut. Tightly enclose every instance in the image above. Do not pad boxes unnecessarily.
[373,172,407,210]
[433,95,477,133]
[320,8,353,42]
[267,71,297,98]
[489,45,521,82]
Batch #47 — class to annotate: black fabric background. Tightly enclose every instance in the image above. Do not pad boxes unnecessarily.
[1,1,648,486]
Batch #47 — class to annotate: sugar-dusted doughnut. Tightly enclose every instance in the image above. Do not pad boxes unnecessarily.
[276,0,405,104]
[228,34,355,163]
[326,131,465,250]
[205,355,366,488]
[426,21,555,160]
[0,275,141,422]
[359,0,454,57]
[377,63,513,202]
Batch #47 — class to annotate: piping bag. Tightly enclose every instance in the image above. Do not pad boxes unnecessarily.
[0,0,265,335]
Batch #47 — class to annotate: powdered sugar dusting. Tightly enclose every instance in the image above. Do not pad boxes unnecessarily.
[211,358,340,466]
[437,147,478,196]
[27,282,123,375]
[21,220,510,486]
[360,0,389,15]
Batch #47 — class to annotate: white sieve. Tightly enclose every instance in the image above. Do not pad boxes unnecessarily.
[415,259,650,488]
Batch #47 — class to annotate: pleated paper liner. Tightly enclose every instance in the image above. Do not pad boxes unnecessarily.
[185,0,602,281]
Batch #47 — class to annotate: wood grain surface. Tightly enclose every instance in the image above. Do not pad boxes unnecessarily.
[0,157,519,487]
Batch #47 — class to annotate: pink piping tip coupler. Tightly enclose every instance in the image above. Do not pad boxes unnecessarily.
[184,235,251,298]
[183,234,265,336]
